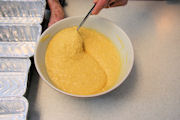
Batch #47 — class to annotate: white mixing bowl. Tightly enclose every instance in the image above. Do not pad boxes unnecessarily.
[34,16,134,97]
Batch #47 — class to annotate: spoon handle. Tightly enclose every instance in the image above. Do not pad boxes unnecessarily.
[77,4,96,31]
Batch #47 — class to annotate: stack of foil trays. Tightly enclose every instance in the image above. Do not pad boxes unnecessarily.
[0,0,46,119]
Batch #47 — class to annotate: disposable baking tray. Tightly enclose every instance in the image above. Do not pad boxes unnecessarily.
[0,24,41,57]
[0,0,46,24]
[0,97,28,120]
[0,58,31,97]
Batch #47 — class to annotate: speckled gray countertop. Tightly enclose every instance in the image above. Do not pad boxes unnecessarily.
[27,1,180,120]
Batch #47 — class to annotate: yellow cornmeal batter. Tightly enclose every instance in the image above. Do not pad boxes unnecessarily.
[45,27,121,95]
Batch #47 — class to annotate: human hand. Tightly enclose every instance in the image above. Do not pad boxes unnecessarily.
[92,0,128,15]
[48,0,64,27]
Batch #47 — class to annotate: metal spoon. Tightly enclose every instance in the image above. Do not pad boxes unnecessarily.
[77,4,96,31]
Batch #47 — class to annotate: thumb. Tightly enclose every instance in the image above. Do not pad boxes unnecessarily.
[93,0,98,3]
[92,0,108,15]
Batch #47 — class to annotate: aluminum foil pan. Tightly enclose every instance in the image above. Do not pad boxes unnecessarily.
[0,24,41,57]
[0,0,46,24]
[0,58,31,97]
[0,97,28,120]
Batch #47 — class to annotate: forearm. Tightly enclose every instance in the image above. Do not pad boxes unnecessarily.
[48,0,63,13]
[47,0,64,27]
[48,0,60,10]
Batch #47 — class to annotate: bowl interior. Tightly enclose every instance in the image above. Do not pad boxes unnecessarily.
[34,16,134,97]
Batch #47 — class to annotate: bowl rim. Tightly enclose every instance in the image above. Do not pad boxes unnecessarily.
[34,16,134,97]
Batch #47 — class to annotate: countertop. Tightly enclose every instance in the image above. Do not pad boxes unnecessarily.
[27,0,180,120]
